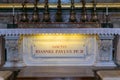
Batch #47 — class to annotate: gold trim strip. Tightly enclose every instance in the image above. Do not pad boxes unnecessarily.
[0,3,120,8]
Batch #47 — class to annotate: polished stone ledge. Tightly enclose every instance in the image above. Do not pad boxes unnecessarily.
[0,28,119,36]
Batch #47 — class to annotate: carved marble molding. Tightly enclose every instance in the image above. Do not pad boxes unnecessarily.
[21,35,98,66]
[95,34,116,66]
[0,28,120,36]
[98,40,113,62]
[4,36,24,67]
[6,39,19,62]
[3,32,116,67]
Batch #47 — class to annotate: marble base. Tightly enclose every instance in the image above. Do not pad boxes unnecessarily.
[95,61,116,67]
[3,61,25,67]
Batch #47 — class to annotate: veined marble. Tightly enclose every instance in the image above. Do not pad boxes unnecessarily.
[3,33,116,67]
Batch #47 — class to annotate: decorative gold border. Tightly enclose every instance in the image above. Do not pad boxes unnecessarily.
[0,3,120,8]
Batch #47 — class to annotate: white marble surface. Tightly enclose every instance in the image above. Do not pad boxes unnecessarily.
[0,28,120,35]
[21,35,98,66]
[3,30,118,67]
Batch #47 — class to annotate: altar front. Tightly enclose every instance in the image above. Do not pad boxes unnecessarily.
[20,34,97,66]
[2,28,119,67]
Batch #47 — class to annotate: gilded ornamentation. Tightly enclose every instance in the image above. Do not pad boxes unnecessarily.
[90,0,98,22]
[80,0,88,22]
[55,0,63,22]
[31,0,40,22]
[20,1,29,22]
[69,0,76,22]
[43,0,50,22]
